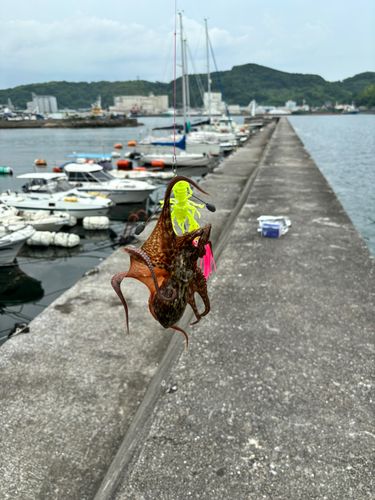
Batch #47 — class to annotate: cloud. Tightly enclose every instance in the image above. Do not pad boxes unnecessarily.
[0,8,373,89]
[1,17,177,86]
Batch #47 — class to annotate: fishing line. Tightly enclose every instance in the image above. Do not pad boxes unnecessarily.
[172,0,177,176]
[134,204,162,235]
[191,193,216,212]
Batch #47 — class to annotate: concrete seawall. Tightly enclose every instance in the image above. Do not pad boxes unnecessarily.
[1,118,374,499]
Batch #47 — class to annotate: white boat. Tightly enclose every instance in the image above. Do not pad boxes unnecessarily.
[110,170,174,182]
[63,164,157,204]
[135,134,221,156]
[0,200,76,231]
[141,152,211,167]
[0,224,36,266]
[0,173,114,219]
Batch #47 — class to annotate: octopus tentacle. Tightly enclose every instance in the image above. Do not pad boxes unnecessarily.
[171,324,189,351]
[188,269,210,326]
[124,245,176,303]
[111,272,130,334]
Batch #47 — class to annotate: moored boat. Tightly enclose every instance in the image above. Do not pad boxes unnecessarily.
[0,200,76,231]
[0,224,36,266]
[141,152,211,168]
[0,173,114,219]
[63,164,157,204]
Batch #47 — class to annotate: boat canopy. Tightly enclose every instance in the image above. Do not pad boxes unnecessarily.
[17,173,66,180]
[151,135,186,150]
[64,164,103,173]
[191,118,210,127]
[152,124,184,131]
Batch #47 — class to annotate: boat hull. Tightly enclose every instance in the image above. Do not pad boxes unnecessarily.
[136,142,221,156]
[141,154,210,167]
[0,239,27,266]
[0,200,111,219]
[75,188,154,204]
[0,226,36,266]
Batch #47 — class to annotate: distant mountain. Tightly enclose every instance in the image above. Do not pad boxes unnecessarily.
[355,83,375,108]
[1,64,374,110]
[335,72,375,95]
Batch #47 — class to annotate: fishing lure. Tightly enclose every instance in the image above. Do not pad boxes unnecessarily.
[111,175,213,349]
[163,180,216,279]
[166,180,204,233]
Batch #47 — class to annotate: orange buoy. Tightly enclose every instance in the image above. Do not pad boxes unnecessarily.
[117,160,132,170]
[114,143,123,149]
[150,161,164,167]
[127,141,136,147]
[35,159,47,166]
[53,167,62,173]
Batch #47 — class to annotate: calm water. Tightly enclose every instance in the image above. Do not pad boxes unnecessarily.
[288,115,375,256]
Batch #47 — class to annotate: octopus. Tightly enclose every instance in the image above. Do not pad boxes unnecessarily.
[111,175,212,349]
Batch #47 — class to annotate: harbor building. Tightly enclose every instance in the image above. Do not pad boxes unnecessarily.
[109,93,168,114]
[26,93,58,114]
[285,100,297,110]
[203,92,240,115]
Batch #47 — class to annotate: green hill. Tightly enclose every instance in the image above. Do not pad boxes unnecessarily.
[1,64,374,110]
[355,83,375,108]
[335,72,375,95]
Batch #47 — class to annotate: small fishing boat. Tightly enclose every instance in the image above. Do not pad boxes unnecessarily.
[0,201,76,231]
[67,153,115,171]
[63,164,157,204]
[0,224,36,266]
[0,173,114,219]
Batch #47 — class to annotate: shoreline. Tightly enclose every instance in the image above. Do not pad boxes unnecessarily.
[0,117,142,129]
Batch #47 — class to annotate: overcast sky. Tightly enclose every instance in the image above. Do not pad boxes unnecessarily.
[1,0,374,90]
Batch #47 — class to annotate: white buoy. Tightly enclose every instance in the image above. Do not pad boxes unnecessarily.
[27,231,55,247]
[53,232,80,247]
[83,216,110,230]
[27,231,80,247]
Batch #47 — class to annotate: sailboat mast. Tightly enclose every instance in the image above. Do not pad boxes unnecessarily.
[205,18,211,124]
[184,39,191,123]
[179,13,187,133]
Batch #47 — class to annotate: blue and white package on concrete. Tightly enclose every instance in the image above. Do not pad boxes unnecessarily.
[257,215,291,238]
[261,222,283,238]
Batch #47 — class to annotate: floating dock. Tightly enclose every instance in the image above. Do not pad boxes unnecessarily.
[0,118,373,499]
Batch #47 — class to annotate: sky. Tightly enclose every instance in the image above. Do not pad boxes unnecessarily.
[0,0,374,90]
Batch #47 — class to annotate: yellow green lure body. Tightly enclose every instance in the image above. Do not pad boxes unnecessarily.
[161,180,204,234]
[160,180,216,279]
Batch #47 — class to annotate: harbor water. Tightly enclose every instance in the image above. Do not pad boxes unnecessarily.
[288,114,375,256]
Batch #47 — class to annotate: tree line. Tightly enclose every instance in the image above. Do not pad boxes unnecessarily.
[1,64,374,110]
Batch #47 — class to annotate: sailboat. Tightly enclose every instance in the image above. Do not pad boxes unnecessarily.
[136,15,221,162]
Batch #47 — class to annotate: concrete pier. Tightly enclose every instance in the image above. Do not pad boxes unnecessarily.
[1,118,374,499]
